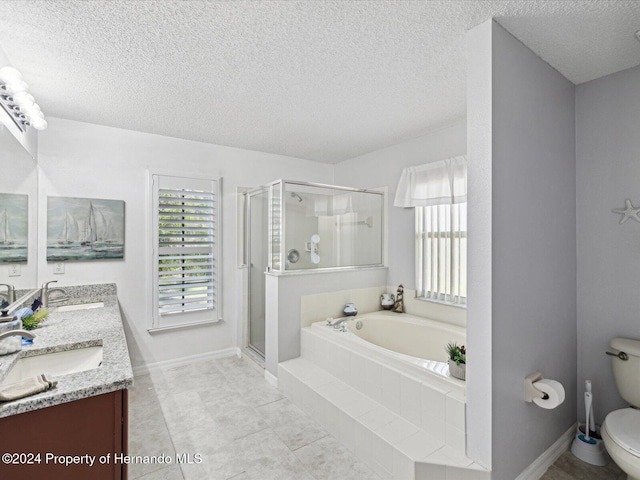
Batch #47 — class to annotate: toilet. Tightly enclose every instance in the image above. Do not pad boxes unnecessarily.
[602,337,640,480]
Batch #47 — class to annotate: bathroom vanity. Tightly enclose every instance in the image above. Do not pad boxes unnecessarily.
[0,284,133,479]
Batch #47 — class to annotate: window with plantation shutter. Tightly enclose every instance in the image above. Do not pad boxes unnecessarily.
[394,156,467,307]
[150,173,222,330]
[415,203,467,305]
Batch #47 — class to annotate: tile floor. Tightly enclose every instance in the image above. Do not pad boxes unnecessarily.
[128,354,381,480]
[540,451,624,480]
[128,354,625,480]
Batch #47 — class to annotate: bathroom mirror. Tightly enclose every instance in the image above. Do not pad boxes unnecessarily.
[0,124,38,291]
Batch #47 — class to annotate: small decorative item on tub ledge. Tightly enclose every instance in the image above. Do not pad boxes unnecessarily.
[392,284,404,313]
[343,303,358,316]
[446,342,466,381]
[380,293,395,310]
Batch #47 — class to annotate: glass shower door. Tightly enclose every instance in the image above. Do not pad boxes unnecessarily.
[247,188,268,357]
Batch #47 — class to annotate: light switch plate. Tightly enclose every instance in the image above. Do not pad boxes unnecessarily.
[53,262,65,274]
[8,264,20,277]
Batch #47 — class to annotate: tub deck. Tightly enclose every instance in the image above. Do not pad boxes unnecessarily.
[277,313,488,480]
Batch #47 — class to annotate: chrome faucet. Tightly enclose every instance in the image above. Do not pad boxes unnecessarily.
[0,329,35,341]
[0,288,41,318]
[0,284,16,304]
[326,317,351,331]
[41,280,69,308]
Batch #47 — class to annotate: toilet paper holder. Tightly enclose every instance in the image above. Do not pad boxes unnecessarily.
[525,372,550,402]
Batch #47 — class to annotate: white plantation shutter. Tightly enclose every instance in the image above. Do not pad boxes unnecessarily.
[151,174,222,329]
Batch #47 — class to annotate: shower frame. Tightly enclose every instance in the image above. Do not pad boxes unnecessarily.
[244,179,387,364]
[258,179,386,275]
[242,179,386,360]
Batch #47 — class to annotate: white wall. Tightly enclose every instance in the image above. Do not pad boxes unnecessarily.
[576,65,640,422]
[465,19,494,469]
[264,267,388,376]
[467,20,577,478]
[37,117,333,370]
[334,119,467,323]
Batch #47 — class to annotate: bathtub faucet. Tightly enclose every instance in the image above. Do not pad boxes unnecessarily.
[327,317,351,331]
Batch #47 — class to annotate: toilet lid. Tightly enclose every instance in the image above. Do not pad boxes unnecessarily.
[606,408,640,457]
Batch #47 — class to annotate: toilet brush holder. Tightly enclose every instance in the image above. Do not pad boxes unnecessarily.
[570,424,609,466]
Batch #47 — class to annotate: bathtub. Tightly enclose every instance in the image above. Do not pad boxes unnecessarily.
[285,311,469,473]
[300,309,467,452]
[311,310,466,384]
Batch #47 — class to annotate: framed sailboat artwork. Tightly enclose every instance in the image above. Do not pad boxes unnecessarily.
[0,193,28,263]
[47,196,125,261]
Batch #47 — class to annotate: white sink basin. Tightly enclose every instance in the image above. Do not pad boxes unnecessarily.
[56,302,105,312]
[1,346,103,385]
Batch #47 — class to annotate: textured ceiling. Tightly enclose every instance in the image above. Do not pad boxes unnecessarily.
[0,1,639,163]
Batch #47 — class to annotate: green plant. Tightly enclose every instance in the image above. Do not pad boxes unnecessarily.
[21,309,49,331]
[445,342,466,365]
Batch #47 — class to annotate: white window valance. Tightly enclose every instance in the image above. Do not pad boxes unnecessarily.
[393,155,467,207]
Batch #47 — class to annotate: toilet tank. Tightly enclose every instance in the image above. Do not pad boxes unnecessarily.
[610,337,640,407]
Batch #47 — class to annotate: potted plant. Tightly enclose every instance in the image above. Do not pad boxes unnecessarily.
[446,342,466,381]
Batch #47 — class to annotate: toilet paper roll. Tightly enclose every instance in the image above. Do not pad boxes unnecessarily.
[532,379,565,409]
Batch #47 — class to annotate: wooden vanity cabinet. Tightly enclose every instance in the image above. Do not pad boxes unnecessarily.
[0,389,128,480]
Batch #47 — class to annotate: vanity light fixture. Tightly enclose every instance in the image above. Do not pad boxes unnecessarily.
[0,66,47,131]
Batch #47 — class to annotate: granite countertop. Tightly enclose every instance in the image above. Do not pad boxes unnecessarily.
[0,286,134,418]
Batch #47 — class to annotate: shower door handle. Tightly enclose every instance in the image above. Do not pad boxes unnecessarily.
[310,234,320,265]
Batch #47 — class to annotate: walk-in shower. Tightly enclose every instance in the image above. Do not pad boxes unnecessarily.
[244,180,385,358]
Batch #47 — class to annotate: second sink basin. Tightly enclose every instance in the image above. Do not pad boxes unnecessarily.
[1,346,103,385]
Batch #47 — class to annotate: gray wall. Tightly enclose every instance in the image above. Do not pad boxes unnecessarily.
[576,64,640,423]
[467,20,577,479]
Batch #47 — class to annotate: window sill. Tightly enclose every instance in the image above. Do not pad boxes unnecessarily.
[148,319,221,334]
[415,296,467,309]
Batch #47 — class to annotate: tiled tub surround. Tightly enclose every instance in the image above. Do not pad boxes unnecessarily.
[279,313,487,480]
[298,286,466,330]
[0,283,133,418]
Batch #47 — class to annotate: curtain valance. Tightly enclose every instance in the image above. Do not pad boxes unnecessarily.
[393,155,467,207]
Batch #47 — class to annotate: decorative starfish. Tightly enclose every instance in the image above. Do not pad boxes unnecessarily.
[612,199,640,224]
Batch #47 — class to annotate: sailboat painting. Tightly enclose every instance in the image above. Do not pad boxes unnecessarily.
[0,193,28,263]
[47,196,125,261]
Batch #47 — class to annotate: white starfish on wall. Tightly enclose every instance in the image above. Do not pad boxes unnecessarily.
[612,199,640,224]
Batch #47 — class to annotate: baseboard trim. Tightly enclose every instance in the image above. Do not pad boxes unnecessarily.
[132,347,241,376]
[264,369,278,388]
[515,423,576,480]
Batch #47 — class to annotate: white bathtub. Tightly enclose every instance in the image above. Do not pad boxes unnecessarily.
[302,309,467,451]
[312,310,466,383]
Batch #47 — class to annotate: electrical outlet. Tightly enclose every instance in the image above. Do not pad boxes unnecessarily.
[53,262,65,275]
[8,264,20,277]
